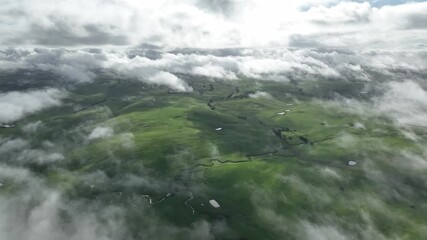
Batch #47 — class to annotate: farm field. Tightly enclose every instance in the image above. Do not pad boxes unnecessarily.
[1,73,426,239]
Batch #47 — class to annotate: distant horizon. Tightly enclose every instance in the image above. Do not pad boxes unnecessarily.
[0,1,426,240]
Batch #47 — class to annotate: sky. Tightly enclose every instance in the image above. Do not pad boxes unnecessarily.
[0,0,426,96]
[0,0,426,49]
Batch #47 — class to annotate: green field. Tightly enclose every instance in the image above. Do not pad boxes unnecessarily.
[1,74,426,240]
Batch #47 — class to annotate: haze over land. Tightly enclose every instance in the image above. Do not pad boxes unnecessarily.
[0,1,426,240]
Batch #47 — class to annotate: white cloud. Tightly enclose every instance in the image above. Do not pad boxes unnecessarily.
[0,181,131,240]
[307,2,373,24]
[299,221,350,240]
[192,64,237,79]
[0,88,66,124]
[0,0,426,49]
[119,133,135,149]
[88,126,114,140]
[1,48,426,92]
[18,150,65,165]
[22,121,45,133]
[373,80,427,127]
[248,91,273,99]
[0,138,28,155]
[0,138,64,165]
[148,71,192,92]
[0,162,222,240]
[320,167,342,180]
[396,151,427,171]
[0,164,32,183]
[333,80,427,128]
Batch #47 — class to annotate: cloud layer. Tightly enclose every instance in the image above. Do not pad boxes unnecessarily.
[1,47,426,91]
[0,88,66,124]
[0,0,426,49]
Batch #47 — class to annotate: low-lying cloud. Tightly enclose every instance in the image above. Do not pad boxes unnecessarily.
[22,121,45,133]
[0,88,66,124]
[1,48,426,92]
[88,126,114,140]
[326,80,427,128]
[374,80,427,127]
[248,91,273,99]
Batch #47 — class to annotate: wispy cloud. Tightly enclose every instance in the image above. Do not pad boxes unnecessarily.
[0,88,66,124]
